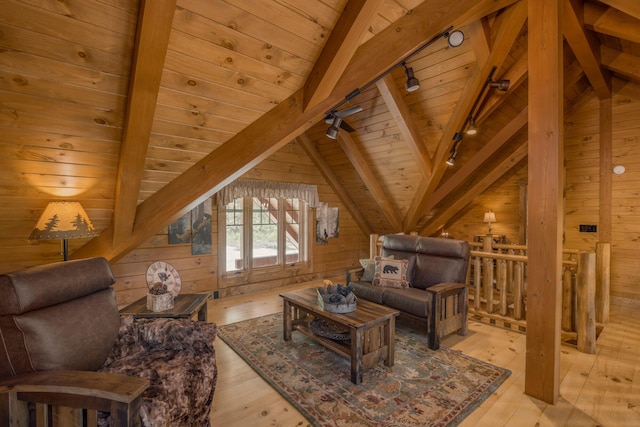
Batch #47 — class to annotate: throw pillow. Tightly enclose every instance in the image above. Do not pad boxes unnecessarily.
[359,255,393,282]
[372,257,410,288]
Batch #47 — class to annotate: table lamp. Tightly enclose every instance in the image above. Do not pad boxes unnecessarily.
[483,210,496,234]
[29,201,99,260]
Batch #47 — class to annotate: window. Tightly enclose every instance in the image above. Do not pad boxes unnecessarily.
[222,197,308,275]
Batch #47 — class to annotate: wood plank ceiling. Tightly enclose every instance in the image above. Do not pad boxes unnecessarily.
[1,0,640,263]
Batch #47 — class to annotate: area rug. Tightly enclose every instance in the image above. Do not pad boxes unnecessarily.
[218,313,511,427]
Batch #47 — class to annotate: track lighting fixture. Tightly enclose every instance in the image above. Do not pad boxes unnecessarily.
[446,149,458,166]
[403,62,420,92]
[326,116,342,139]
[488,79,510,91]
[323,25,465,138]
[445,30,464,48]
[465,117,477,135]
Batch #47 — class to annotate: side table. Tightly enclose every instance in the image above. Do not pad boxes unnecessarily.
[119,291,213,321]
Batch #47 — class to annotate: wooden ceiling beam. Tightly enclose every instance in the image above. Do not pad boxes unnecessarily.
[376,74,433,179]
[563,0,611,100]
[336,131,403,232]
[303,0,385,112]
[600,46,640,80]
[73,0,515,261]
[584,1,640,43]
[111,0,176,245]
[597,0,640,21]
[296,134,372,236]
[421,140,528,236]
[404,0,528,232]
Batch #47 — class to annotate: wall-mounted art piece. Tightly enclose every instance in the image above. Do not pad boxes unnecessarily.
[192,200,212,255]
[316,202,339,245]
[168,212,191,244]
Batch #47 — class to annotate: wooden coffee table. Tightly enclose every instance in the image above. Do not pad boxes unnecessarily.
[119,291,213,321]
[280,287,399,385]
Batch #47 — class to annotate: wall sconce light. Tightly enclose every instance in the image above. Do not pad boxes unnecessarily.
[29,201,99,261]
[403,62,420,92]
[483,210,497,234]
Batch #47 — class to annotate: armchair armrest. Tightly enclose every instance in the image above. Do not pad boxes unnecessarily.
[0,370,148,427]
[345,267,364,284]
[425,282,469,350]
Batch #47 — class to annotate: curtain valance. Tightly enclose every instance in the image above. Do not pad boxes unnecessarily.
[216,179,319,208]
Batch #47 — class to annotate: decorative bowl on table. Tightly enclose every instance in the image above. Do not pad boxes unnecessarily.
[317,280,357,313]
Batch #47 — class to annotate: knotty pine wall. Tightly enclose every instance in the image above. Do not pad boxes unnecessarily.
[447,78,640,302]
[110,139,369,306]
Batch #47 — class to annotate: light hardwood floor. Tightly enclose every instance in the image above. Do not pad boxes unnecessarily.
[208,282,640,426]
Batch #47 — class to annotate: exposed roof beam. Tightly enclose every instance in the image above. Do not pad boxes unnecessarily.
[376,74,433,179]
[467,18,491,66]
[303,0,385,112]
[600,46,640,81]
[584,1,640,43]
[422,140,528,236]
[296,134,372,235]
[111,0,176,245]
[597,0,640,21]
[404,0,528,232]
[425,106,528,213]
[336,131,403,231]
[74,0,517,261]
[563,0,611,99]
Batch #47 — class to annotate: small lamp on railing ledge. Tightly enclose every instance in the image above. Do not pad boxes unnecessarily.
[483,210,496,235]
[29,201,99,261]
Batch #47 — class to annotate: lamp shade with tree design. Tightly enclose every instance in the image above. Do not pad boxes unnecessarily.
[29,201,99,260]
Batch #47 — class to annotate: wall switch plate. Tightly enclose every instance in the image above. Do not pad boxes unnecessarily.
[579,224,597,232]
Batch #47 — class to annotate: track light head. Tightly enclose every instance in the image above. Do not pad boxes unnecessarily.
[403,63,420,92]
[326,116,342,139]
[446,150,458,166]
[489,79,510,91]
[445,30,464,48]
[466,117,477,135]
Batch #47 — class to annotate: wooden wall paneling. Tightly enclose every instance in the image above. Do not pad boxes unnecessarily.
[526,0,563,404]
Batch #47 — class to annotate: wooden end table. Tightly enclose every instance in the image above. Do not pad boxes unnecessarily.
[280,287,399,385]
[119,291,213,321]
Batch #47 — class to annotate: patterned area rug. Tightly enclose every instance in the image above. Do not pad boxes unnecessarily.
[218,313,511,427]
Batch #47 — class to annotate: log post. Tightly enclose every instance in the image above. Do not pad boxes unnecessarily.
[498,259,508,316]
[474,256,482,311]
[369,234,379,259]
[561,266,574,331]
[577,252,597,354]
[596,242,610,324]
[483,237,494,313]
[513,262,524,320]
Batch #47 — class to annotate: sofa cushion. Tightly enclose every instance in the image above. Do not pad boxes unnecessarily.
[412,253,468,289]
[381,287,433,318]
[350,280,385,304]
[359,255,393,282]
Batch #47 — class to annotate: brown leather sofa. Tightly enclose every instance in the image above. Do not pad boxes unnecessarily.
[0,257,217,427]
[347,234,470,350]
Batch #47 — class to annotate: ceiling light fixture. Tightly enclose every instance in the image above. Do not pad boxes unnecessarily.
[465,117,477,135]
[446,132,463,166]
[403,62,420,92]
[325,116,342,139]
[323,25,464,137]
[489,79,510,91]
[446,150,458,166]
[445,30,465,48]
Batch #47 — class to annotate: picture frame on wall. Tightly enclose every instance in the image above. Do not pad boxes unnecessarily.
[168,212,191,244]
[192,200,212,255]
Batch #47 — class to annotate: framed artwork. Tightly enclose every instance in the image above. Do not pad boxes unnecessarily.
[168,212,191,244]
[316,202,339,245]
[191,200,212,255]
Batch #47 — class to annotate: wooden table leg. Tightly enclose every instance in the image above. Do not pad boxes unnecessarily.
[350,327,363,385]
[283,300,292,341]
[197,300,208,322]
[385,316,396,367]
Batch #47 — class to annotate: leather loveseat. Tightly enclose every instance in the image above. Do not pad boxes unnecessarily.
[347,234,470,349]
[0,257,217,427]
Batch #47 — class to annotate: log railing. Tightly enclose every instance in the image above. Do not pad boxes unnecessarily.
[469,240,608,354]
[368,234,609,354]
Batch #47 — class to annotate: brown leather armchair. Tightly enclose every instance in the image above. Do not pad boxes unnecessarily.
[0,257,217,427]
